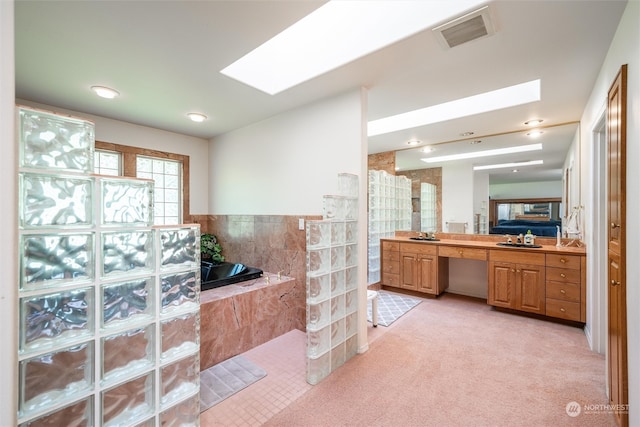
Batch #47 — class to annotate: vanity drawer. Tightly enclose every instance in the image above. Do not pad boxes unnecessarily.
[382,273,400,287]
[382,241,400,252]
[546,298,581,321]
[383,250,400,262]
[438,245,487,261]
[489,250,545,266]
[382,261,400,275]
[546,267,581,283]
[546,281,580,302]
[546,254,581,270]
[400,242,437,255]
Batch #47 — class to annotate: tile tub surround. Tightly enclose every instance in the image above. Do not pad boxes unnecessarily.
[192,214,321,284]
[200,274,300,370]
[192,214,321,337]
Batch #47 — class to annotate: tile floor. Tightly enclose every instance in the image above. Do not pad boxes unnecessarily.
[199,297,394,426]
[199,329,312,426]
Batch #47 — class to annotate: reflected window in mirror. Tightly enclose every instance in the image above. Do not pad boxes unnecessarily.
[489,198,562,237]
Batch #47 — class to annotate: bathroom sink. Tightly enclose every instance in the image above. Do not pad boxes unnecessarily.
[409,237,440,241]
[496,242,542,249]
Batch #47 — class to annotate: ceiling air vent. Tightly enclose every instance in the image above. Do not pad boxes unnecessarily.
[433,6,495,49]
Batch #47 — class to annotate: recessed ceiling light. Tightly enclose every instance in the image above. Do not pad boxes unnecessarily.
[187,113,208,123]
[473,159,544,171]
[221,0,486,95]
[469,140,482,145]
[368,79,541,137]
[91,86,119,99]
[407,139,421,146]
[461,131,475,137]
[421,147,434,153]
[422,143,542,163]
[527,130,544,137]
[512,169,519,173]
[524,119,543,126]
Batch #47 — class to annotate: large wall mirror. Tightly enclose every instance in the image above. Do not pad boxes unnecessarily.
[369,122,580,235]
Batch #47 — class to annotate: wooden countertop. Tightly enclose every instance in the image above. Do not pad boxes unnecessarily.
[382,232,586,256]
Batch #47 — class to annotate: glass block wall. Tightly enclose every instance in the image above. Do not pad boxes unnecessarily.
[17,106,201,426]
[420,182,437,232]
[367,170,411,284]
[305,173,359,385]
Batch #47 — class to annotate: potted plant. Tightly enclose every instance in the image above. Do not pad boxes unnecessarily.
[200,233,224,264]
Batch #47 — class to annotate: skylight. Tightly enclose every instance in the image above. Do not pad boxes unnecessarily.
[421,143,542,163]
[368,79,541,137]
[220,0,486,95]
[473,160,544,171]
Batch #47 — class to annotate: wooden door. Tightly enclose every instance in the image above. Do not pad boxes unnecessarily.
[607,64,628,426]
[400,253,418,291]
[417,254,437,294]
[488,261,515,309]
[516,264,545,314]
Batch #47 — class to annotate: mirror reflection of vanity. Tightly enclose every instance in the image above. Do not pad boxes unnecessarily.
[369,122,580,235]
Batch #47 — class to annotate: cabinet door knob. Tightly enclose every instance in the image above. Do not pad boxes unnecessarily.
[560,273,566,278]
[516,269,521,273]
[458,250,463,255]
[560,289,566,294]
[611,279,621,286]
[511,269,516,273]
[560,258,567,263]
[611,222,621,229]
[560,308,566,313]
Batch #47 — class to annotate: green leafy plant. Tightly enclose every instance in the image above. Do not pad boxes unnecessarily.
[200,233,224,264]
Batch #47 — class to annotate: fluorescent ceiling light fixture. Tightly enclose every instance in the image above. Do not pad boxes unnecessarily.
[91,86,119,99]
[473,159,544,171]
[421,143,542,163]
[221,0,486,95]
[187,113,207,123]
[369,79,541,137]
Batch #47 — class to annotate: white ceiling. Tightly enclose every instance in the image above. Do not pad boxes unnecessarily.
[14,0,627,184]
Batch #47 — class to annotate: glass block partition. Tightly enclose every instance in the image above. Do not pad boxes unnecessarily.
[16,106,200,426]
[306,173,359,385]
[367,170,411,284]
[421,182,437,232]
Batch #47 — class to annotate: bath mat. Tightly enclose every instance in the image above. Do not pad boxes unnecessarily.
[367,290,422,327]
[199,355,267,412]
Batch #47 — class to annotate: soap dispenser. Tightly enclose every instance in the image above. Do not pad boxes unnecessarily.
[524,230,535,246]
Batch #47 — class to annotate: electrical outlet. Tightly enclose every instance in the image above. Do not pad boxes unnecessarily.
[298,218,305,230]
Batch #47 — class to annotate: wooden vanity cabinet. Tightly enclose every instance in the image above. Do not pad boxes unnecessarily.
[399,243,447,295]
[545,254,582,321]
[488,251,546,315]
[380,241,400,287]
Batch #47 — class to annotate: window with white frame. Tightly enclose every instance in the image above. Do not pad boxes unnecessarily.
[136,156,182,225]
[94,142,189,226]
[94,150,122,176]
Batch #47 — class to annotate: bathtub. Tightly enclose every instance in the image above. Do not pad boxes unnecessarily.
[200,261,263,291]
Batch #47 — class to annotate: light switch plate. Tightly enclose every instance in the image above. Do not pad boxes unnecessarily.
[298,218,305,230]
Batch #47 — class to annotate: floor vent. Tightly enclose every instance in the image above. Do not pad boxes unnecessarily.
[433,6,495,49]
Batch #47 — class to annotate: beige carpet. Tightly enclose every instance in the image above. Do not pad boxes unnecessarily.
[264,293,616,427]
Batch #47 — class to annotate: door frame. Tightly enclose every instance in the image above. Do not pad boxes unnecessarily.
[587,105,608,356]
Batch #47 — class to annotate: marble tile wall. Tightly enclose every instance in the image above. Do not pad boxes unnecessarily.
[199,276,298,369]
[192,214,322,364]
[368,151,395,174]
